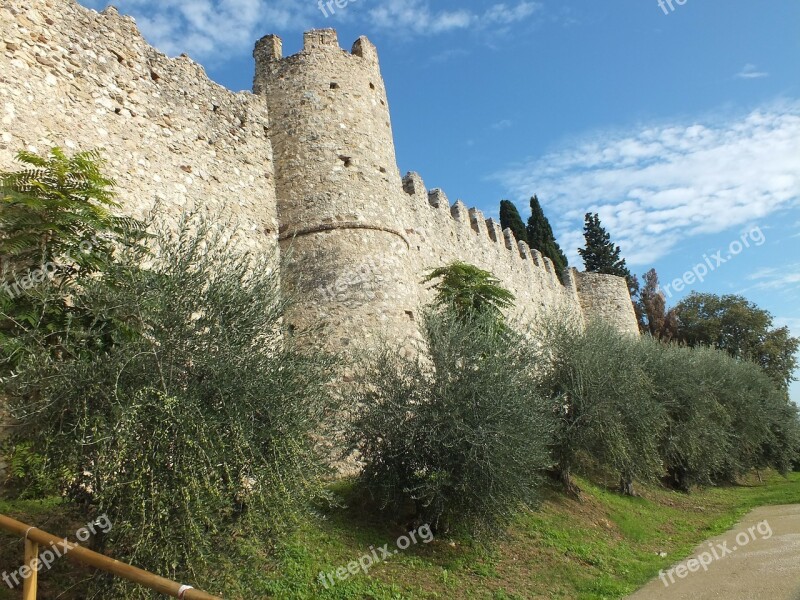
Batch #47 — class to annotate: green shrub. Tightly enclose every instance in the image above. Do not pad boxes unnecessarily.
[541,320,665,496]
[713,355,798,481]
[639,338,799,490]
[0,147,140,274]
[348,308,554,538]
[639,341,732,490]
[759,390,800,475]
[4,216,339,597]
[0,441,66,499]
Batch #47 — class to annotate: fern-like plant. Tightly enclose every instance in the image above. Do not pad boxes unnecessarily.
[422,261,515,322]
[0,147,142,280]
[0,147,146,372]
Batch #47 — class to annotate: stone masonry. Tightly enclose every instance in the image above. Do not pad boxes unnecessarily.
[252,28,639,347]
[0,0,639,361]
[0,0,279,255]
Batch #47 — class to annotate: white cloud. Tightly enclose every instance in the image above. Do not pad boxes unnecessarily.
[368,0,473,34]
[79,1,540,60]
[494,100,800,266]
[81,0,315,59]
[746,264,800,292]
[483,2,540,25]
[368,1,540,35]
[737,63,769,79]
[491,119,513,130]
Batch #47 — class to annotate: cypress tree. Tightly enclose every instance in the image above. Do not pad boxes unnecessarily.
[526,195,569,277]
[578,213,631,280]
[499,200,528,245]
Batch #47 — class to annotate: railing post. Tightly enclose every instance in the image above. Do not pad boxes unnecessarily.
[1,515,222,599]
[22,538,38,600]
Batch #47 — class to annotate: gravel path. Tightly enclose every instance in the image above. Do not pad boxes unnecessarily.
[627,504,800,600]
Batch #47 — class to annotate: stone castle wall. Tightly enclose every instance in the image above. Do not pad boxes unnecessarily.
[0,0,639,357]
[254,30,639,345]
[575,272,639,334]
[400,172,583,324]
[0,0,279,254]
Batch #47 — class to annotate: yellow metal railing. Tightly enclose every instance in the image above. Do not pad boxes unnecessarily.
[0,514,222,600]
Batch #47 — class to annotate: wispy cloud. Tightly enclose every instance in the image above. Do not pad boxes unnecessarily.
[736,63,769,79]
[79,0,541,60]
[368,1,473,35]
[491,119,513,130]
[494,100,800,266]
[746,264,800,292]
[427,47,470,65]
[775,317,800,332]
[368,1,541,35]
[483,2,540,25]
[82,0,316,58]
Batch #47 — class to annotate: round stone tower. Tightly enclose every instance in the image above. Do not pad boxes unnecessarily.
[253,29,419,351]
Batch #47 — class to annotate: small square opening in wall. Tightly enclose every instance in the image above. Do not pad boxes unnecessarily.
[369,82,376,90]
[330,82,340,89]
[405,310,415,321]
[339,155,353,167]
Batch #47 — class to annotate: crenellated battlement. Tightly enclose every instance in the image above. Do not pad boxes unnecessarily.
[304,28,339,50]
[486,219,504,243]
[254,34,283,62]
[351,36,380,65]
[253,29,386,103]
[401,171,569,289]
[254,29,381,68]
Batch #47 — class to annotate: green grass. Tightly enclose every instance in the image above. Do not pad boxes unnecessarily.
[1,473,799,599]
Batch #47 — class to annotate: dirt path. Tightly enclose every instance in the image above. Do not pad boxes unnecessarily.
[627,504,800,600]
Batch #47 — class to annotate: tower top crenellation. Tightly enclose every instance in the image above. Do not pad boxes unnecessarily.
[253,30,380,65]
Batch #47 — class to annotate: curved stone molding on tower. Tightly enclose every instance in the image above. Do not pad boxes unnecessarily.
[253,30,420,350]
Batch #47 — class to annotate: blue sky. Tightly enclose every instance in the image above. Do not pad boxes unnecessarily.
[79,0,800,399]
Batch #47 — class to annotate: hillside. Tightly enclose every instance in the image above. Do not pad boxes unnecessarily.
[2,472,798,599]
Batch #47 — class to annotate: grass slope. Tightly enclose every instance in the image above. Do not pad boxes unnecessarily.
[1,473,799,599]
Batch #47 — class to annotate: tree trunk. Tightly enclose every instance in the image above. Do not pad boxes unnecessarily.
[666,466,690,493]
[559,465,582,500]
[619,475,636,497]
